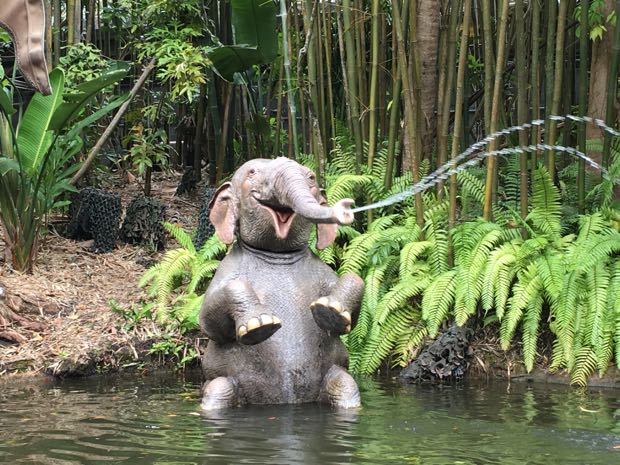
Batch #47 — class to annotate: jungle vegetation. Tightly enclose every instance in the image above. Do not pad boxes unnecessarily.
[1,0,620,384]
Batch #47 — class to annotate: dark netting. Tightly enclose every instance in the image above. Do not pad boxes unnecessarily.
[400,326,473,383]
[120,195,167,250]
[175,167,199,196]
[193,186,217,249]
[66,187,122,253]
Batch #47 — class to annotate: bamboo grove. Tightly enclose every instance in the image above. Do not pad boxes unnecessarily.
[2,1,620,382]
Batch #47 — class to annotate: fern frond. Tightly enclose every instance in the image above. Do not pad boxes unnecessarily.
[501,264,541,350]
[187,260,221,294]
[399,241,432,277]
[570,347,598,387]
[357,305,422,375]
[527,168,562,238]
[393,323,429,368]
[422,270,458,337]
[522,293,543,372]
[164,222,197,254]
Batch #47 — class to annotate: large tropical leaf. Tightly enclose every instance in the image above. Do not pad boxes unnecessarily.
[0,86,15,115]
[208,46,265,81]
[15,69,65,173]
[231,0,278,61]
[49,62,129,132]
[208,0,278,80]
[65,93,129,140]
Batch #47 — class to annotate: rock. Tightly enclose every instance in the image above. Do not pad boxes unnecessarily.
[400,326,473,383]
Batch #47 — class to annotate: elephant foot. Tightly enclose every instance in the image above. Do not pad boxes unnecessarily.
[310,296,351,334]
[237,314,282,345]
[319,365,361,409]
[201,377,239,410]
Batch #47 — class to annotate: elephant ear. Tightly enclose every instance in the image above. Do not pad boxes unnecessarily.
[209,182,237,244]
[316,191,338,250]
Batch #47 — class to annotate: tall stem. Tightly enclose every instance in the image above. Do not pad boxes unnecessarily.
[392,0,424,228]
[546,0,569,180]
[279,0,299,159]
[530,0,541,178]
[482,0,510,220]
[577,0,589,212]
[343,0,363,173]
[367,0,381,168]
[449,0,472,230]
[516,0,529,218]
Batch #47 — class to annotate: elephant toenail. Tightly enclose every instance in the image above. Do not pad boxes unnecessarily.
[238,325,248,337]
[260,314,273,325]
[273,315,282,325]
[331,302,343,313]
[341,311,351,322]
[247,317,261,330]
[315,297,329,307]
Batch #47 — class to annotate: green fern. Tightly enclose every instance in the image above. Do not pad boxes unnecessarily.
[139,224,226,326]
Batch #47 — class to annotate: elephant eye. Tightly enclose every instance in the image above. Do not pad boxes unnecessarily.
[248,168,256,176]
[307,173,316,182]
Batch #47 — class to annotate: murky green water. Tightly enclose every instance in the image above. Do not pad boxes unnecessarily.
[0,373,618,464]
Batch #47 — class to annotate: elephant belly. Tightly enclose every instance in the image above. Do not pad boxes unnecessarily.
[203,258,342,404]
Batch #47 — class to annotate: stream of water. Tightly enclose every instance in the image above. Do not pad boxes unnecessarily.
[1,374,619,464]
[352,115,620,213]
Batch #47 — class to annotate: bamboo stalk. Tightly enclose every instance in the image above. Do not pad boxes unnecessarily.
[515,0,529,218]
[52,0,60,65]
[343,0,363,173]
[279,0,300,159]
[392,0,424,228]
[530,0,541,178]
[546,0,569,180]
[577,0,589,211]
[437,2,460,197]
[544,0,558,148]
[481,0,494,133]
[482,0,510,220]
[367,0,381,168]
[449,0,473,230]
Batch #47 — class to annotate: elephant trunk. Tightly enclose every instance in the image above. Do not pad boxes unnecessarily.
[270,162,336,224]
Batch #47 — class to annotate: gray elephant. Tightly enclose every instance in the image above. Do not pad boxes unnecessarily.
[200,157,364,410]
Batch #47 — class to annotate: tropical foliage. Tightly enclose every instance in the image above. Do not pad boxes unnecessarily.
[139,222,227,328]
[0,64,128,271]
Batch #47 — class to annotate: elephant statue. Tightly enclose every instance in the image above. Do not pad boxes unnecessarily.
[0,0,51,95]
[200,157,364,410]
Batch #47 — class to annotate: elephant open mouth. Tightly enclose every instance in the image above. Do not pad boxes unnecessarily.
[257,202,297,239]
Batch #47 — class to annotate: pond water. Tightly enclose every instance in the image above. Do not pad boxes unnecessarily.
[1,373,619,464]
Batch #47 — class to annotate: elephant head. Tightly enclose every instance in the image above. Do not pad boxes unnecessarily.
[209,158,355,252]
[0,0,51,95]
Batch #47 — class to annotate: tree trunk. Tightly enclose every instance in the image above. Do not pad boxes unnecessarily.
[586,0,615,164]
[416,0,441,156]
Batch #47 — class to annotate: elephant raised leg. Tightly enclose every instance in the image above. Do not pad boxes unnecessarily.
[311,273,364,335]
[201,377,239,410]
[318,365,361,409]
[200,279,282,346]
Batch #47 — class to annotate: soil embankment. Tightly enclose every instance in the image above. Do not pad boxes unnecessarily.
[0,174,203,377]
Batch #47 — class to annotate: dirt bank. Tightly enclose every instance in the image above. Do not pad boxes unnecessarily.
[0,173,205,378]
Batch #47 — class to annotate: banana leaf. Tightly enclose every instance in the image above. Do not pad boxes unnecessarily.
[208,46,265,81]
[15,69,65,174]
[231,0,278,61]
[0,86,15,115]
[65,93,129,140]
[49,62,130,132]
[208,0,278,81]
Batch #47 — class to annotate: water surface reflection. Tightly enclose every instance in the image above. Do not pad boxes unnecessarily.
[0,373,618,464]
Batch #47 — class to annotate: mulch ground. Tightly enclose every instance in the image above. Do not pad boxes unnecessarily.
[0,172,206,378]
